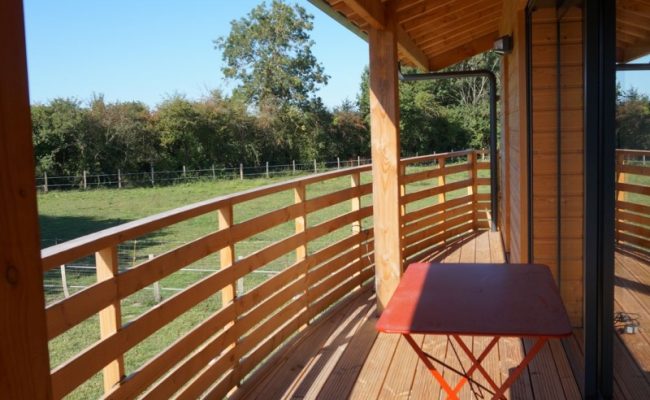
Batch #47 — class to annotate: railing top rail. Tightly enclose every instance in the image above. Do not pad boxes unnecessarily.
[400,150,473,166]
[41,150,474,271]
[617,148,650,157]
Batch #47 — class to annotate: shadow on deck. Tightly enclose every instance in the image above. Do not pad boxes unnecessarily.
[229,234,650,399]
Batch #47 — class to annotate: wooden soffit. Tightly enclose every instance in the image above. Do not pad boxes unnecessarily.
[617,0,650,62]
[310,0,502,71]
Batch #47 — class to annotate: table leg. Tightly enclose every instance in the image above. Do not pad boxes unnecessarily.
[491,336,547,400]
[450,335,501,396]
[403,334,459,400]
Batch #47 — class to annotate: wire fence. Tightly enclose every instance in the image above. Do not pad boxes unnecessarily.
[36,157,372,192]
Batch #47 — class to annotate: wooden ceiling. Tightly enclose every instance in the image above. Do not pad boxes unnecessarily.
[316,0,502,71]
[314,0,650,69]
[617,0,650,62]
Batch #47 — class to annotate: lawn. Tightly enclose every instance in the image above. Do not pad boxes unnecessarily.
[39,159,483,399]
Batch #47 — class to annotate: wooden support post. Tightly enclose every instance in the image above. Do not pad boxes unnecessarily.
[0,1,52,395]
[212,164,216,180]
[150,164,155,187]
[358,155,362,166]
[240,163,244,180]
[43,171,48,193]
[313,159,317,173]
[469,152,478,229]
[294,183,308,311]
[96,246,125,393]
[266,161,270,178]
[292,160,296,174]
[337,157,341,169]
[60,264,69,298]
[369,2,403,312]
[83,170,87,189]
[118,169,122,189]
[399,164,407,261]
[182,165,187,179]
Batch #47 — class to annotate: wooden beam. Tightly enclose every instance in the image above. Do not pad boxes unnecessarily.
[0,0,52,398]
[397,27,429,71]
[339,0,428,70]
[341,0,385,30]
[368,1,403,312]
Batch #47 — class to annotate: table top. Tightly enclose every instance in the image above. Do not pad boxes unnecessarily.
[376,263,572,338]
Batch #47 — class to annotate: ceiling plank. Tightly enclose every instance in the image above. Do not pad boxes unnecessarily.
[428,31,498,70]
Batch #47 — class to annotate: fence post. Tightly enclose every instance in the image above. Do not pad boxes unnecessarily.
[337,157,341,169]
[266,161,270,178]
[357,156,361,166]
[182,165,187,179]
[43,172,48,193]
[149,254,161,303]
[438,157,447,239]
[240,163,244,180]
[399,164,407,263]
[83,170,87,190]
[212,164,216,180]
[313,159,317,174]
[118,169,122,189]
[96,246,125,393]
[616,152,627,202]
[292,160,296,174]
[150,164,155,187]
[60,265,69,298]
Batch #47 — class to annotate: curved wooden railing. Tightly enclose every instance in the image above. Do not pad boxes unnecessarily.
[41,150,490,399]
[616,149,650,257]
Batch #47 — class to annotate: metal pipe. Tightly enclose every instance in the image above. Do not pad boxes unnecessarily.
[400,69,499,231]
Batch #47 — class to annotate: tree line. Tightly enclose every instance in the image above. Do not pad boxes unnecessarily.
[31,0,497,178]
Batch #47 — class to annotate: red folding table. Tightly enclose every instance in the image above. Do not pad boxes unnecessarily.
[376,263,572,400]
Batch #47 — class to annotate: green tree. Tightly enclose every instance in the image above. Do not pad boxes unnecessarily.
[215,0,329,109]
[617,88,650,150]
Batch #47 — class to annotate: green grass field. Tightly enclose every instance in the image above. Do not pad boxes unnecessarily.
[39,161,482,399]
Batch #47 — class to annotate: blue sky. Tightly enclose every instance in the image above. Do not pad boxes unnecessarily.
[23,0,369,109]
[23,1,650,108]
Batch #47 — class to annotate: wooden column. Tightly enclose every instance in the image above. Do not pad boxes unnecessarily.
[0,0,52,397]
[218,205,236,306]
[96,247,125,392]
[368,2,403,312]
[469,152,478,229]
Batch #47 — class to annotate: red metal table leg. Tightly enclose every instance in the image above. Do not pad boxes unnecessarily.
[403,334,459,400]
[450,335,501,396]
[491,336,548,400]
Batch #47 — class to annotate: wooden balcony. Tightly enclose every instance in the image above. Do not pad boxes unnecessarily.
[38,148,650,399]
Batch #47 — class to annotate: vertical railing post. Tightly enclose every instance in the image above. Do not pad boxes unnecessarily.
[438,157,447,233]
[616,152,626,202]
[293,183,308,322]
[60,264,69,298]
[96,246,125,393]
[351,172,363,286]
[399,164,407,263]
[217,204,238,372]
[469,151,478,230]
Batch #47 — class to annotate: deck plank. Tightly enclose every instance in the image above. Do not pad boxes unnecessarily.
[549,340,582,399]
[349,332,400,400]
[523,339,567,399]
[317,305,379,399]
[499,337,534,400]
[377,335,424,399]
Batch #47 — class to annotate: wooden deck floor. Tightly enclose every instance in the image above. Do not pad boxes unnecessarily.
[231,234,650,399]
[233,231,584,399]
